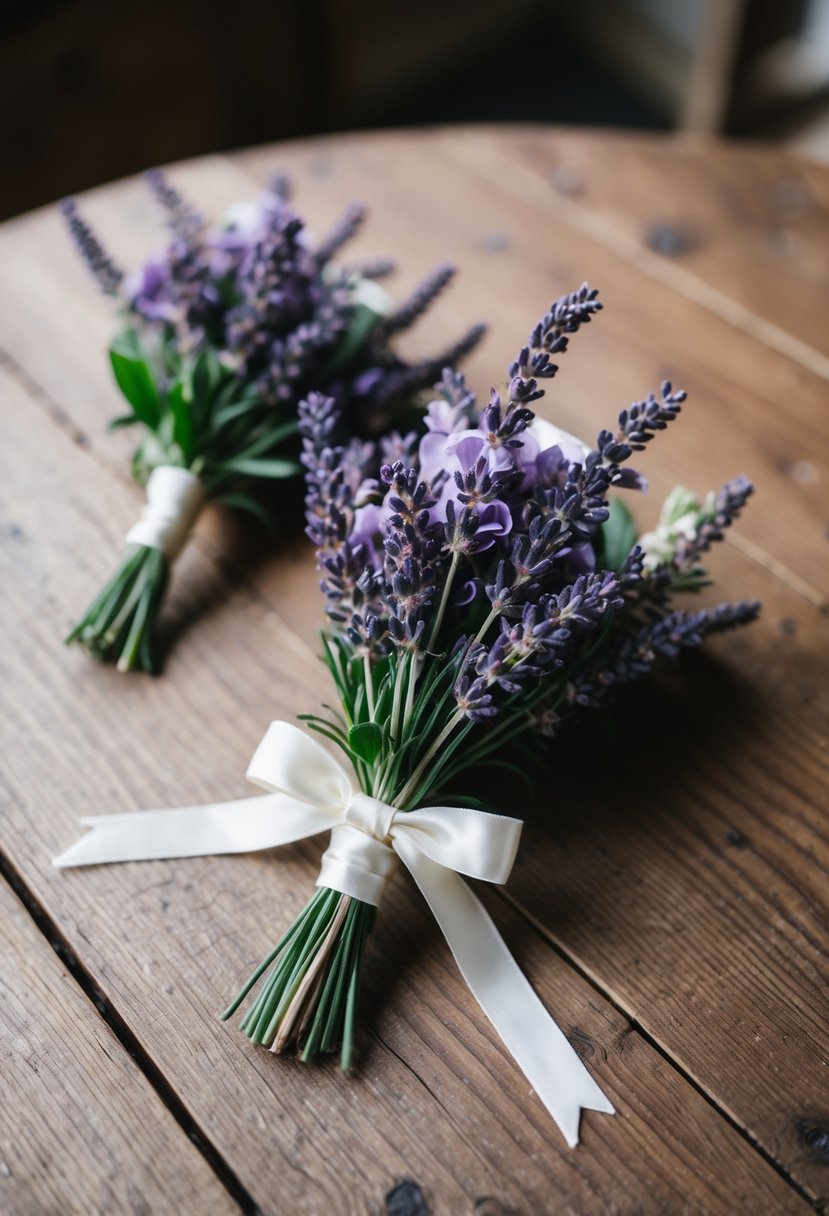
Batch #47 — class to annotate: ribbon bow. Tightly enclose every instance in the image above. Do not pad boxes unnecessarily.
[54,720,614,1146]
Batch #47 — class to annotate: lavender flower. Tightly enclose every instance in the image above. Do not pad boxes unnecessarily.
[314,203,366,265]
[297,283,758,776]
[59,199,123,297]
[379,263,455,337]
[676,476,754,565]
[567,599,760,711]
[596,381,686,469]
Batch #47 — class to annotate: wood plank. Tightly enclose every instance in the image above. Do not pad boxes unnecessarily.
[232,131,829,604]
[0,874,239,1216]
[2,128,826,1205]
[497,543,829,1204]
[0,364,810,1212]
[221,138,829,1199]
[233,464,829,1195]
[443,125,829,373]
[2,134,827,611]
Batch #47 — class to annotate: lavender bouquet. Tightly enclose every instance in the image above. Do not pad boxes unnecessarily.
[61,173,482,672]
[55,284,759,1143]
[222,284,758,1077]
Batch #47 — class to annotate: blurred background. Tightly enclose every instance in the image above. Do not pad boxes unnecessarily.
[3,0,829,221]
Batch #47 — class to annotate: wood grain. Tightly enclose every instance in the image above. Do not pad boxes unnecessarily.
[235,132,829,605]
[1,126,827,1213]
[444,126,829,373]
[0,875,239,1216]
[0,368,810,1214]
[498,544,829,1202]
[232,131,829,1202]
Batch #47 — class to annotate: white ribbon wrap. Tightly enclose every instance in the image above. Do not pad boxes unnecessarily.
[125,466,205,560]
[350,275,393,316]
[53,720,614,1146]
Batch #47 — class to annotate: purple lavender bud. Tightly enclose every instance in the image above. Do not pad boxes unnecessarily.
[380,263,455,336]
[454,672,498,721]
[314,203,366,265]
[145,169,203,242]
[596,381,686,468]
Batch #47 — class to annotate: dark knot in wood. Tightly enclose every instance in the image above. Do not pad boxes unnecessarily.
[385,1179,429,1215]
[798,1117,829,1163]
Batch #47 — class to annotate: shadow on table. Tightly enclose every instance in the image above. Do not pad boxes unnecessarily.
[346,650,774,1054]
[485,649,773,939]
[156,478,309,661]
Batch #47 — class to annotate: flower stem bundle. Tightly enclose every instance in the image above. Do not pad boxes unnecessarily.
[66,543,169,673]
[61,174,484,671]
[223,890,374,1069]
[225,284,760,1064]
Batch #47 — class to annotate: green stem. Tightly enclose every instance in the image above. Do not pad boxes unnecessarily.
[388,648,409,745]
[401,649,422,735]
[396,708,466,809]
[469,605,500,652]
[426,550,460,653]
[66,544,169,674]
[363,652,376,721]
[340,904,373,1071]
[220,897,314,1020]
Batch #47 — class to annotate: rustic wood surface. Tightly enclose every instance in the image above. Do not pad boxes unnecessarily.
[0,126,827,1215]
[0,874,239,1216]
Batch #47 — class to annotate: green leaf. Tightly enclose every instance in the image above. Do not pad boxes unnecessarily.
[192,348,221,405]
[222,457,301,479]
[348,722,382,765]
[233,419,298,459]
[167,380,193,462]
[211,397,262,431]
[107,414,140,430]
[109,330,161,428]
[320,301,381,377]
[601,496,638,571]
[216,492,273,530]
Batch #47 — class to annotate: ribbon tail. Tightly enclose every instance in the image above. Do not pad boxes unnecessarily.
[53,794,336,868]
[396,839,614,1147]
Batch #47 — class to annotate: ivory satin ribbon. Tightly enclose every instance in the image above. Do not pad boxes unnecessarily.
[126,466,206,560]
[53,720,614,1146]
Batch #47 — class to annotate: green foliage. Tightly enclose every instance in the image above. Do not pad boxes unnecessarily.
[601,496,638,571]
[348,721,383,765]
[65,543,168,673]
[320,301,381,378]
[220,456,300,479]
[107,326,303,520]
[109,330,161,428]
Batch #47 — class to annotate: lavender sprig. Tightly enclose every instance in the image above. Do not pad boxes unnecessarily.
[676,476,754,565]
[596,381,686,468]
[59,199,124,297]
[379,263,455,337]
[509,283,602,384]
[314,203,366,265]
[566,599,760,710]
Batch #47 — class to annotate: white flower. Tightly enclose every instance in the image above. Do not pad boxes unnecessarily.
[528,416,592,466]
[639,486,714,570]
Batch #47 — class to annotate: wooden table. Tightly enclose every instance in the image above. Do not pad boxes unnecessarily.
[1,126,828,1216]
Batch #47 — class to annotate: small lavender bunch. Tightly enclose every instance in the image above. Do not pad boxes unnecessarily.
[61,175,483,672]
[224,285,759,1066]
